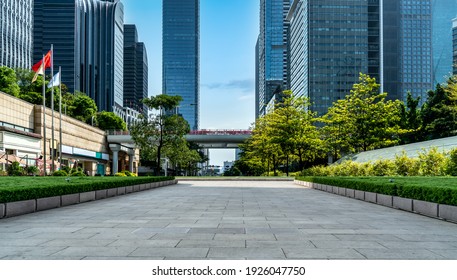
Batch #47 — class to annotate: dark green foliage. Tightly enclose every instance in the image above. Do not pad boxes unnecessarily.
[25,166,39,176]
[223,166,242,177]
[0,66,20,97]
[296,176,457,206]
[96,111,126,131]
[0,176,175,203]
[7,162,24,176]
[52,170,68,176]
[70,171,86,177]
[70,92,98,123]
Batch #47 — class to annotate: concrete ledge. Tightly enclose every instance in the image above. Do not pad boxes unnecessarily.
[95,190,107,200]
[61,193,80,206]
[133,185,140,192]
[36,196,61,211]
[117,187,126,195]
[126,186,133,193]
[139,184,148,191]
[413,200,438,218]
[338,187,346,196]
[80,191,96,203]
[107,188,118,198]
[326,185,333,193]
[346,189,355,198]
[0,204,5,218]
[332,186,339,194]
[377,194,393,207]
[355,190,365,200]
[393,197,413,212]
[6,200,36,218]
[439,204,457,223]
[365,192,377,203]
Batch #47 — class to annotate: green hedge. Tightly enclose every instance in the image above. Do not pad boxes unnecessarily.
[296,176,457,206]
[0,176,175,203]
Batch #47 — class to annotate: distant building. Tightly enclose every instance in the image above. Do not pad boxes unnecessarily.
[0,0,33,69]
[33,0,125,115]
[124,24,148,118]
[256,0,290,117]
[162,0,200,130]
[432,0,457,84]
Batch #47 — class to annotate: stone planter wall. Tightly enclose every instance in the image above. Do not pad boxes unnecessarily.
[294,180,457,224]
[0,179,178,219]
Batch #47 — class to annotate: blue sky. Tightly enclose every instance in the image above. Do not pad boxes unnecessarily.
[122,0,259,166]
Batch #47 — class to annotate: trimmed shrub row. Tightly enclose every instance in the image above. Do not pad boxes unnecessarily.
[296,176,457,206]
[0,176,174,203]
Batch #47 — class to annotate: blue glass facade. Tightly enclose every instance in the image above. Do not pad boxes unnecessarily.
[257,0,290,117]
[162,0,199,130]
[432,0,457,84]
[34,0,124,114]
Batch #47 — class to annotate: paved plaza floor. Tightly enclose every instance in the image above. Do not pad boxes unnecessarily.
[1,180,457,260]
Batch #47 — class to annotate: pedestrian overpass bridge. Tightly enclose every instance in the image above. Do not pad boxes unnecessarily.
[107,129,252,148]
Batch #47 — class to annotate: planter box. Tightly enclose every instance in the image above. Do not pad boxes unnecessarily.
[393,197,413,212]
[61,194,80,206]
[126,186,133,193]
[365,192,377,203]
[95,190,107,200]
[80,191,96,203]
[152,182,159,189]
[139,184,148,191]
[36,196,61,211]
[439,204,457,223]
[338,187,346,196]
[0,204,5,219]
[377,194,393,207]
[413,200,438,218]
[346,189,355,198]
[133,185,140,192]
[6,200,36,218]
[354,190,365,200]
[332,186,340,194]
[117,187,126,195]
[107,188,118,198]
[326,185,333,193]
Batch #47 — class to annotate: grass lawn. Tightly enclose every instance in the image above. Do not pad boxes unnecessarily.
[296,176,457,206]
[0,176,174,203]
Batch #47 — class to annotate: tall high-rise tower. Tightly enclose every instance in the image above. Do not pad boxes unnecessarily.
[162,0,200,130]
[124,24,148,118]
[33,0,125,114]
[256,0,290,117]
[0,0,33,69]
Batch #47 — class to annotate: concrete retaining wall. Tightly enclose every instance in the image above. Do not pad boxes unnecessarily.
[294,180,457,224]
[0,179,178,219]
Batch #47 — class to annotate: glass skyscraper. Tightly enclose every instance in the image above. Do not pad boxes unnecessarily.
[432,0,457,84]
[34,0,125,114]
[256,0,290,117]
[162,0,200,130]
[124,24,148,118]
[0,0,33,69]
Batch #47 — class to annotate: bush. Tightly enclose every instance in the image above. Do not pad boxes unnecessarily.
[7,162,24,176]
[71,171,86,177]
[26,166,40,176]
[121,170,137,177]
[447,148,457,176]
[114,172,127,177]
[418,147,447,176]
[52,170,68,176]
[394,152,420,176]
[371,159,396,176]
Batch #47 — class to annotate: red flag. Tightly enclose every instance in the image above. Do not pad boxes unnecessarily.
[32,50,52,72]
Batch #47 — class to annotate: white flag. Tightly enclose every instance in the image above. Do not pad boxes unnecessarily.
[47,71,61,88]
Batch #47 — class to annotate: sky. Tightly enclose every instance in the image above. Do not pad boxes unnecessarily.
[122,0,259,167]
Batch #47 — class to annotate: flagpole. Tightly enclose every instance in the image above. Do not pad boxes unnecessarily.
[51,44,55,173]
[59,66,63,168]
[42,54,47,176]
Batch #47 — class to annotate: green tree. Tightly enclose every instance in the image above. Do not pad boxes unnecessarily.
[399,92,422,143]
[421,78,457,139]
[70,92,98,123]
[130,94,190,175]
[321,73,403,154]
[0,66,20,97]
[96,111,126,131]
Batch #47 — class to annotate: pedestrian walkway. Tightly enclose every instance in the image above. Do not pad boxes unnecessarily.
[1,180,457,260]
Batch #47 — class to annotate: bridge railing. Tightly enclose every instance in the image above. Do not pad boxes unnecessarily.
[189,129,252,136]
[107,130,131,136]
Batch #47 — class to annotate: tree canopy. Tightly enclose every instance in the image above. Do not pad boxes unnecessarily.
[96,111,126,131]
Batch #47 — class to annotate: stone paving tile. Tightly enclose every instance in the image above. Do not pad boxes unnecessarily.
[394,234,457,242]
[51,246,137,258]
[333,234,404,242]
[107,239,180,247]
[428,250,457,259]
[207,248,286,259]
[355,249,445,260]
[177,239,246,248]
[188,228,245,234]
[0,239,50,246]
[283,248,366,260]
[377,241,457,250]
[311,240,386,249]
[246,240,315,248]
[151,233,215,240]
[41,239,116,247]
[213,233,277,241]
[130,248,209,258]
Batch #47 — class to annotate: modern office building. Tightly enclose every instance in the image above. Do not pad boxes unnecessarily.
[453,18,457,75]
[33,0,125,115]
[256,0,291,117]
[124,24,148,118]
[0,0,33,69]
[162,0,200,130]
[285,0,432,116]
[432,0,457,84]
